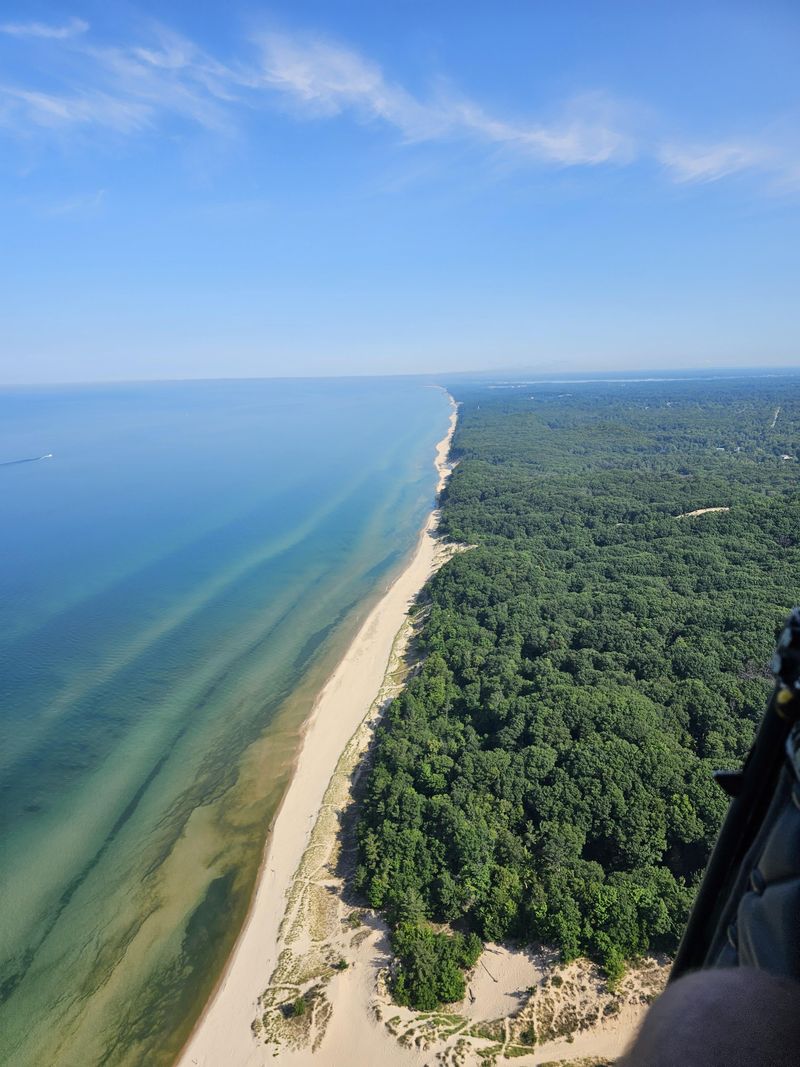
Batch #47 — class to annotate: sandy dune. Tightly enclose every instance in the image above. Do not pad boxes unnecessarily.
[676,506,730,517]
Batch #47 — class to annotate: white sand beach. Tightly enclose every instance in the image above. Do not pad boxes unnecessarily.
[178,399,459,1067]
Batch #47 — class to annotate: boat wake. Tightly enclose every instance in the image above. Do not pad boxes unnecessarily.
[0,453,53,467]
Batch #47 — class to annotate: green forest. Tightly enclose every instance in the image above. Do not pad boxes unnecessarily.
[354,374,800,1007]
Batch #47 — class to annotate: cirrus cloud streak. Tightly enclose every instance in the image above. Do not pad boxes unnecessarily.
[0,16,795,190]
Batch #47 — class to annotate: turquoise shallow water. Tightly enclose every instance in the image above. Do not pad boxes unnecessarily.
[0,377,449,1066]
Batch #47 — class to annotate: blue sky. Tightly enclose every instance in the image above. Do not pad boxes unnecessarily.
[1,1,798,383]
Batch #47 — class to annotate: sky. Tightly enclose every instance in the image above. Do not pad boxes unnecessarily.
[0,1,798,384]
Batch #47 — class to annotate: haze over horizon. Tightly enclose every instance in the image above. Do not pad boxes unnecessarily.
[5,364,800,391]
[1,1,799,384]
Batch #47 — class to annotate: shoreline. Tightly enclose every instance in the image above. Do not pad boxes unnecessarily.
[177,397,458,1067]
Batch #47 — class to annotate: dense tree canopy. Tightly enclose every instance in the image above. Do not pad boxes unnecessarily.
[355,376,800,1004]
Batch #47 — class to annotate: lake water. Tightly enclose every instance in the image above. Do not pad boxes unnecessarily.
[0,376,450,1066]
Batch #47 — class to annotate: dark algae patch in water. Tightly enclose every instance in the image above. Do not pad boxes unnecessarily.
[104,871,244,1067]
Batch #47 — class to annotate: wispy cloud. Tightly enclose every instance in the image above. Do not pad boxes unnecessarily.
[85,36,238,132]
[254,34,633,166]
[435,93,634,165]
[0,22,241,135]
[0,17,88,40]
[0,18,793,191]
[44,188,106,216]
[0,86,151,132]
[657,141,769,183]
[253,34,447,136]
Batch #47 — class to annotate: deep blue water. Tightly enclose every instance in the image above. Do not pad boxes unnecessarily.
[0,377,450,1066]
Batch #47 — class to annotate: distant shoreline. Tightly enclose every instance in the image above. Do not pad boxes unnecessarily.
[177,395,458,1067]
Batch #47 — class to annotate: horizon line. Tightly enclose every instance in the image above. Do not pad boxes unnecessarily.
[2,362,800,390]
